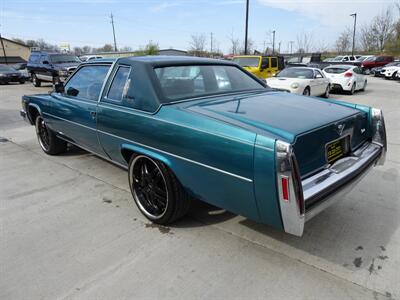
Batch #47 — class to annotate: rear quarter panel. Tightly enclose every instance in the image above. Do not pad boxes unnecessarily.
[96,104,262,221]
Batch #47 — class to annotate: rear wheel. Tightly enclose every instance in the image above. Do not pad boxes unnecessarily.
[128,155,191,224]
[35,115,67,155]
[392,72,398,80]
[302,87,310,96]
[32,73,41,87]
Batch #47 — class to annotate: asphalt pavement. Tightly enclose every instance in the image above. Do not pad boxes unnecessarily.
[1,77,399,300]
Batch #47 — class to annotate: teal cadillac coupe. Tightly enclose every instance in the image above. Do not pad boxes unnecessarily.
[20,56,387,236]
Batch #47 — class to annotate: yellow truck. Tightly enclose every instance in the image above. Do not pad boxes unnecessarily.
[232,55,285,79]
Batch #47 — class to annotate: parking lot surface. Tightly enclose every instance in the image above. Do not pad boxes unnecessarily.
[1,78,399,300]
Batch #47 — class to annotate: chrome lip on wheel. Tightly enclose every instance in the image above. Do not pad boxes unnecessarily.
[130,156,169,219]
[36,117,50,151]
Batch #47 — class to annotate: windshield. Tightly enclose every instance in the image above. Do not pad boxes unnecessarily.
[154,65,265,102]
[324,66,352,74]
[276,68,314,79]
[50,55,80,64]
[0,65,16,72]
[332,56,344,61]
[232,57,260,68]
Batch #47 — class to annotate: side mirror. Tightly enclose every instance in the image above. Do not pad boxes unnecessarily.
[42,60,49,64]
[66,87,79,97]
[54,83,64,93]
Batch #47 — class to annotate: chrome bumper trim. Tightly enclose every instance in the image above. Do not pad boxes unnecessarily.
[302,142,382,222]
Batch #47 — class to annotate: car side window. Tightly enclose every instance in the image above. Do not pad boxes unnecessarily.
[350,56,355,61]
[261,57,269,69]
[376,57,384,62]
[270,58,278,68]
[40,55,48,64]
[314,70,324,78]
[343,57,349,61]
[29,54,40,64]
[107,66,132,102]
[64,65,110,101]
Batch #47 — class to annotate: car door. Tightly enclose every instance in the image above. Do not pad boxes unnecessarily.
[312,70,327,95]
[269,57,279,77]
[353,67,363,89]
[50,63,111,154]
[38,54,51,82]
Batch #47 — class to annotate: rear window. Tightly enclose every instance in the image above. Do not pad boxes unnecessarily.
[324,66,352,74]
[154,65,265,102]
[276,68,314,79]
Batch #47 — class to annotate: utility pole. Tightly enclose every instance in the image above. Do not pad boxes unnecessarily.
[289,41,294,54]
[110,13,118,52]
[210,32,213,54]
[272,30,275,54]
[350,13,357,56]
[278,41,281,54]
[244,0,249,55]
[0,33,7,65]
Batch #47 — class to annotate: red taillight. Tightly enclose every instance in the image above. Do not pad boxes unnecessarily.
[281,176,289,201]
[344,72,353,77]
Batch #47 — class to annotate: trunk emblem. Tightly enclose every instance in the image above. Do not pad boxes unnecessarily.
[336,124,345,136]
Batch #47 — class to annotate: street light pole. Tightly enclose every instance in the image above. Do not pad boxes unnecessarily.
[244,0,249,54]
[110,13,118,52]
[272,30,275,54]
[350,13,357,56]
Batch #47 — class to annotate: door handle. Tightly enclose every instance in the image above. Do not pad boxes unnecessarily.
[90,111,97,118]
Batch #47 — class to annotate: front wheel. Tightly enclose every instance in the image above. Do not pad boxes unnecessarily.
[302,87,310,96]
[322,84,330,98]
[128,155,191,225]
[32,73,41,87]
[35,115,67,155]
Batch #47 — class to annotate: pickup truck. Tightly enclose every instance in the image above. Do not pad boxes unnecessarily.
[20,56,387,236]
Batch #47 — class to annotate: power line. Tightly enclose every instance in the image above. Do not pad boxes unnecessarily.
[110,13,118,52]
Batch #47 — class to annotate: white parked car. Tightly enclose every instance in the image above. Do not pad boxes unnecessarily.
[330,55,357,62]
[356,55,374,62]
[323,65,367,95]
[381,65,400,79]
[79,55,103,62]
[267,67,330,97]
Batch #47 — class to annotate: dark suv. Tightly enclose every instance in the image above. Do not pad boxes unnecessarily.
[27,52,81,87]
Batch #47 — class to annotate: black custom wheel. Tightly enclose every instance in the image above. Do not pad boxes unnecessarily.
[35,115,67,155]
[302,87,310,96]
[128,155,190,224]
[32,73,41,87]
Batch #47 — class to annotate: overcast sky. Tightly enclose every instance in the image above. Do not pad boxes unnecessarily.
[0,0,397,53]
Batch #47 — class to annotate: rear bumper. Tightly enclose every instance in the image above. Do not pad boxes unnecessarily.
[276,141,385,236]
[302,142,382,221]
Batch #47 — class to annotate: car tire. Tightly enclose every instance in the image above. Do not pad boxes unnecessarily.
[32,73,41,87]
[392,72,398,80]
[361,80,367,91]
[128,155,191,225]
[322,84,330,98]
[349,83,356,95]
[19,79,25,84]
[35,115,67,155]
[302,87,310,96]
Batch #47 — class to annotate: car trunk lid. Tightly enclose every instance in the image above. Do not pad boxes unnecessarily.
[181,91,370,177]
